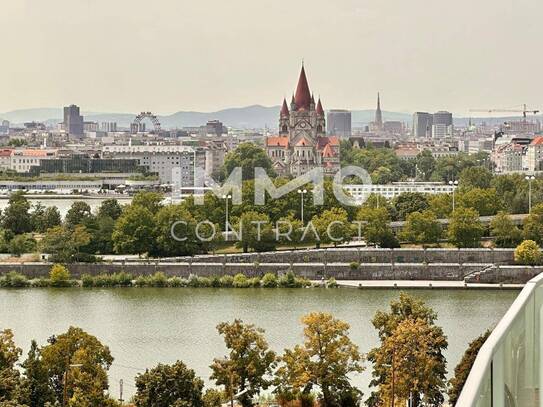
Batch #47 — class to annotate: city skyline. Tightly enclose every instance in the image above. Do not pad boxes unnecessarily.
[1,0,542,115]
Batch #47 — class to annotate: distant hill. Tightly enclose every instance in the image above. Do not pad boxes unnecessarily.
[1,106,538,130]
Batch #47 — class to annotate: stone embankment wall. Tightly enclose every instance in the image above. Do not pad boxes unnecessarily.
[0,248,536,283]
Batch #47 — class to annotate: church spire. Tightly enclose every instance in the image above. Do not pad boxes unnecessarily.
[294,64,311,110]
[316,98,324,116]
[280,98,289,117]
[375,92,383,129]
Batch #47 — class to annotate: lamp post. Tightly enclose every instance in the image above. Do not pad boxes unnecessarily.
[297,189,307,224]
[449,180,459,212]
[526,175,535,213]
[222,194,232,241]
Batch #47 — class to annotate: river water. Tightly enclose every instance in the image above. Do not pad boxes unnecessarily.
[0,287,518,401]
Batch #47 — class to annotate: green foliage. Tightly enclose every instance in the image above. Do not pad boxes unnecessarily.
[65,201,93,227]
[81,272,133,287]
[222,142,276,181]
[367,293,448,407]
[112,205,156,255]
[392,192,429,221]
[457,188,502,216]
[523,203,543,245]
[311,207,353,247]
[514,240,542,265]
[2,192,32,235]
[261,273,278,288]
[234,211,276,253]
[30,204,61,233]
[448,330,491,406]
[48,264,71,287]
[342,146,412,184]
[219,275,234,287]
[97,199,123,221]
[8,234,36,257]
[400,210,442,245]
[458,166,493,190]
[18,340,55,407]
[326,277,339,288]
[415,150,436,181]
[356,206,399,248]
[40,225,91,263]
[0,271,30,288]
[233,273,250,288]
[490,211,522,248]
[134,361,204,407]
[210,320,277,407]
[447,207,484,248]
[0,328,22,403]
[278,270,310,288]
[428,194,453,218]
[131,191,164,214]
[349,262,360,270]
[202,388,224,407]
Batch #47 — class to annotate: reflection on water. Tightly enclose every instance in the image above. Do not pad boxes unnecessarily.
[0,287,518,399]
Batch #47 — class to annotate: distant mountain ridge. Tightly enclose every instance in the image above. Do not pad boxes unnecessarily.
[0,106,537,130]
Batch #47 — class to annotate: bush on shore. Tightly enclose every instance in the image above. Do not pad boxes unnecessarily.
[0,271,31,288]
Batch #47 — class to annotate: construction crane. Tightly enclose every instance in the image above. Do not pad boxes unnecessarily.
[469,104,540,120]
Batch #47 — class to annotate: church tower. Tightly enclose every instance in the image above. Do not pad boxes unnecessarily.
[375,92,383,130]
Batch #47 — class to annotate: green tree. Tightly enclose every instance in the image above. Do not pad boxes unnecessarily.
[40,327,113,406]
[457,188,502,216]
[372,318,448,407]
[447,207,484,248]
[415,150,436,181]
[276,215,303,247]
[9,234,36,257]
[0,329,22,403]
[2,191,32,235]
[18,340,55,407]
[65,201,93,227]
[458,166,493,190]
[490,211,522,248]
[97,199,123,221]
[222,142,276,180]
[276,312,363,407]
[428,194,453,219]
[392,192,429,220]
[514,240,542,265]
[523,203,543,245]
[131,191,164,214]
[31,206,62,233]
[311,207,353,248]
[400,210,442,245]
[356,206,399,248]
[112,205,156,255]
[234,211,276,253]
[367,293,448,407]
[41,225,91,263]
[134,361,204,407]
[448,330,491,406]
[210,320,276,407]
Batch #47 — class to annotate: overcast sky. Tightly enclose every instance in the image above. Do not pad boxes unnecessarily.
[1,0,541,115]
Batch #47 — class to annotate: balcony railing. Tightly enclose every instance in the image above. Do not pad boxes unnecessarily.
[457,273,543,406]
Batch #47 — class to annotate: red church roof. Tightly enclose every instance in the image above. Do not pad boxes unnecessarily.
[316,98,324,115]
[322,143,335,157]
[266,136,289,147]
[280,98,289,117]
[294,65,311,110]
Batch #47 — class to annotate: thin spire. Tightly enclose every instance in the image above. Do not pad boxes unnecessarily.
[375,92,383,129]
[294,63,311,110]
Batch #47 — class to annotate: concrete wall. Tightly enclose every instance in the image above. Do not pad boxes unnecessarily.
[176,248,515,266]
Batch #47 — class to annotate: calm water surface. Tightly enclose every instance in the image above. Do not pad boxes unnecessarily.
[0,288,519,399]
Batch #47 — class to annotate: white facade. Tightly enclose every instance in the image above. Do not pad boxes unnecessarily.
[344,182,455,203]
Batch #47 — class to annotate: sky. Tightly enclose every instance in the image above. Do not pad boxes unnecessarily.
[1,0,541,115]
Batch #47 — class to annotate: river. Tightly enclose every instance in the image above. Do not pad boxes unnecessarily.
[0,287,518,401]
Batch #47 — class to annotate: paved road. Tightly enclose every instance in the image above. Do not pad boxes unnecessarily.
[314,280,524,289]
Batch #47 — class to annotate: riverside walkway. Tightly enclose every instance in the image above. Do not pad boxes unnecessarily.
[321,280,524,289]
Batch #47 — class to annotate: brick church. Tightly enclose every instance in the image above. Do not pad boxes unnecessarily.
[265,64,340,177]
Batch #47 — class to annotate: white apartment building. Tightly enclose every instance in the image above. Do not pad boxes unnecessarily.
[10,149,58,173]
[526,136,543,172]
[344,182,455,204]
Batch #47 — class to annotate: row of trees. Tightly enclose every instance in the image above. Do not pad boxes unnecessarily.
[0,294,486,407]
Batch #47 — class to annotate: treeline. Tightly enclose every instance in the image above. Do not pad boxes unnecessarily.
[0,293,486,407]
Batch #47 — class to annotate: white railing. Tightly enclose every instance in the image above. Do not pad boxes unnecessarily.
[457,273,543,406]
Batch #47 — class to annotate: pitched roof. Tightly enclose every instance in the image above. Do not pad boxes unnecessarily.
[280,98,289,117]
[531,136,543,145]
[294,65,311,110]
[316,98,324,115]
[317,136,339,149]
[322,143,335,157]
[295,137,311,147]
[266,136,289,147]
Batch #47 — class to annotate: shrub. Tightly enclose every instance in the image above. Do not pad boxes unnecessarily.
[149,272,168,287]
[326,277,339,288]
[49,264,72,287]
[515,240,542,265]
[198,277,212,287]
[168,276,187,287]
[81,274,94,287]
[248,277,261,288]
[0,271,30,288]
[81,272,134,287]
[9,234,36,257]
[232,273,250,288]
[261,272,278,288]
[31,278,52,288]
[187,274,201,287]
[134,275,151,287]
[219,275,234,287]
[210,276,221,288]
[278,270,304,288]
[349,262,360,270]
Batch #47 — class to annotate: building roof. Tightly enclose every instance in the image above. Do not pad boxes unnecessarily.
[280,98,289,117]
[266,136,289,147]
[294,65,311,110]
[530,136,543,145]
[0,149,13,157]
[295,137,311,147]
[322,143,335,157]
[317,136,339,149]
[316,98,324,115]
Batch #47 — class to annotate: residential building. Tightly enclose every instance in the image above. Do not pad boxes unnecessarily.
[492,143,525,172]
[344,182,455,203]
[526,136,543,172]
[10,149,58,173]
[100,122,118,132]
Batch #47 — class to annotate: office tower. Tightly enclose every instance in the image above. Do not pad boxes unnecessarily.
[413,112,433,138]
[63,104,84,136]
[327,109,352,138]
[432,111,453,138]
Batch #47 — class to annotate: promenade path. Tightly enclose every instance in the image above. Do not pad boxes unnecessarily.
[313,280,524,289]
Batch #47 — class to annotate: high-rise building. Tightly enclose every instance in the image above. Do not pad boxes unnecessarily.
[432,111,453,138]
[413,112,433,138]
[374,92,383,130]
[326,110,351,138]
[100,122,117,132]
[63,105,84,136]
